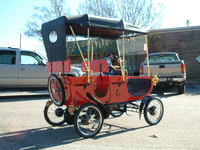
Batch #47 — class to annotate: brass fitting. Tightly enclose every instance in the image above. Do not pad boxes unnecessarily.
[152,72,159,86]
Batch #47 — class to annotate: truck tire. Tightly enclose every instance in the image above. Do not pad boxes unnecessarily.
[178,85,185,94]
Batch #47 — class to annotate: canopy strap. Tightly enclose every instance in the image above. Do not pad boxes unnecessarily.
[69,26,90,84]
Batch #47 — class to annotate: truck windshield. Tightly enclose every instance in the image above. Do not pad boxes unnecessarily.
[148,54,178,62]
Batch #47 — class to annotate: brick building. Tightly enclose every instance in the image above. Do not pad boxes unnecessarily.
[67,26,200,81]
[148,26,200,81]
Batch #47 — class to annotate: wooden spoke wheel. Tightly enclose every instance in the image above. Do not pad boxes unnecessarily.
[48,74,65,106]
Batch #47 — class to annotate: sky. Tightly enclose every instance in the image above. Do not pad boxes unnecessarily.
[0,0,200,57]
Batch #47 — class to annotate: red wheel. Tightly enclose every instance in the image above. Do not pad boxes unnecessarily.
[48,74,65,106]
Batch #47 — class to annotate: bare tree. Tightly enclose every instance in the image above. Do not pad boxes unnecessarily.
[23,0,71,41]
[78,0,117,18]
[78,0,165,29]
[78,0,119,58]
[116,0,165,29]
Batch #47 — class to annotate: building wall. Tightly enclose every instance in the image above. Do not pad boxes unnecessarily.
[148,27,200,81]
[67,27,200,80]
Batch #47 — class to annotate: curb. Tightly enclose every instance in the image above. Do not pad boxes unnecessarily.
[0,90,49,98]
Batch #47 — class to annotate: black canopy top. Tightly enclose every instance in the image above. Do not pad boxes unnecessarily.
[41,14,148,62]
[42,14,148,39]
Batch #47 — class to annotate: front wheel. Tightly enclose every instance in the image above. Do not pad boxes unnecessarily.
[73,103,104,138]
[144,98,164,125]
[44,101,66,126]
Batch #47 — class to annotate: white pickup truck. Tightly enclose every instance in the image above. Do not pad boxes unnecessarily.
[0,47,82,88]
[140,52,186,94]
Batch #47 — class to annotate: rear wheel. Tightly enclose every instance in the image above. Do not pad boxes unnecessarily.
[44,101,66,126]
[144,98,164,125]
[48,74,65,106]
[74,103,104,138]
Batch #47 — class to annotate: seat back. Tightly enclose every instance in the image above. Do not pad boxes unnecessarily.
[82,60,109,73]
[47,59,71,73]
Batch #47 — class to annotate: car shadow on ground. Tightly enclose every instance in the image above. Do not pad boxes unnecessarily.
[151,84,200,98]
[0,122,150,149]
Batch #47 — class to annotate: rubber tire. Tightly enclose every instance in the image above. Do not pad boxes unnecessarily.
[44,105,66,126]
[178,85,185,94]
[48,74,65,106]
[110,111,124,117]
[73,103,104,138]
[144,98,164,125]
[110,104,125,117]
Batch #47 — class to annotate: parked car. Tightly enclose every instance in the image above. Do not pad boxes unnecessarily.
[140,52,186,94]
[0,47,82,88]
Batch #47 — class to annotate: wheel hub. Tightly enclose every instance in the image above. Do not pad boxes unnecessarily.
[149,106,157,116]
[81,115,94,125]
[52,88,60,94]
[88,118,93,124]
[55,108,64,117]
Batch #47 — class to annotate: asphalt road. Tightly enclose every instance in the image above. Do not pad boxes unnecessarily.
[0,84,200,150]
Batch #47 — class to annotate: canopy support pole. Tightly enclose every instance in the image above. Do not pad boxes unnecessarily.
[116,40,121,58]
[87,28,90,84]
[145,35,150,77]
[116,39,123,76]
[91,38,94,60]
[122,32,125,82]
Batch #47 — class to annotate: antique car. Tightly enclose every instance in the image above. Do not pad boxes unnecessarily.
[41,14,164,138]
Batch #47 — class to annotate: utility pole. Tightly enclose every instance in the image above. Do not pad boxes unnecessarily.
[186,19,190,27]
[20,34,22,49]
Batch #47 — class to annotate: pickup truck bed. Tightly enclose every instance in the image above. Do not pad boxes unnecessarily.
[140,52,186,94]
